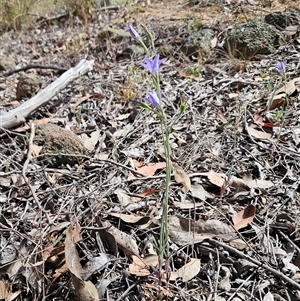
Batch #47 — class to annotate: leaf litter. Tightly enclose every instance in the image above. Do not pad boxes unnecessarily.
[1,0,300,300]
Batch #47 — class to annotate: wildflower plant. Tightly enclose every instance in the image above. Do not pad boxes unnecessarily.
[127,25,186,268]
[274,61,289,137]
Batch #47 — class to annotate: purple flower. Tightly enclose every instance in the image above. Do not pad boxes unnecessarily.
[144,90,160,108]
[127,25,141,41]
[141,54,166,76]
[276,61,285,73]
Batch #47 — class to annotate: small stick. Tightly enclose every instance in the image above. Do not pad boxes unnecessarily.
[2,64,68,77]
[22,122,52,224]
[209,238,300,291]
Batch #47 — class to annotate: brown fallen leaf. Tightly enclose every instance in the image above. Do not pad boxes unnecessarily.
[109,212,150,225]
[128,162,166,179]
[65,221,99,301]
[172,162,191,193]
[168,215,235,246]
[207,170,226,187]
[243,173,273,189]
[0,281,9,300]
[253,112,278,128]
[101,220,139,256]
[137,162,166,176]
[169,258,201,282]
[274,77,300,96]
[247,127,272,140]
[129,255,150,276]
[268,93,290,110]
[71,93,103,113]
[232,204,256,231]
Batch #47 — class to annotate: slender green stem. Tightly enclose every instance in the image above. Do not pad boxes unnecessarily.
[158,111,171,259]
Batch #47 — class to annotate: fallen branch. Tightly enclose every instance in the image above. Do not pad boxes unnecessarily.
[209,238,300,291]
[2,64,68,77]
[0,59,94,129]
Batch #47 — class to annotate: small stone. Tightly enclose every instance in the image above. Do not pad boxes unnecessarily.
[0,55,16,71]
[180,28,216,58]
[16,73,42,100]
[265,11,300,30]
[35,124,86,167]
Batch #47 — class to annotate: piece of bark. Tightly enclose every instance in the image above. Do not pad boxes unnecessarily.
[0,59,94,130]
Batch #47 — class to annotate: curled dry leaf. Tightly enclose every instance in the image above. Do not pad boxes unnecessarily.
[169,258,201,282]
[101,220,139,256]
[168,215,235,246]
[65,222,99,301]
[232,204,256,231]
[268,77,300,110]
[172,162,191,193]
[242,173,273,189]
[274,77,300,97]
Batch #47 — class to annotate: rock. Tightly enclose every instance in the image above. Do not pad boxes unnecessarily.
[180,28,216,58]
[226,21,284,58]
[0,55,16,71]
[121,45,144,59]
[265,11,299,30]
[35,124,86,167]
[98,27,130,42]
[16,73,42,100]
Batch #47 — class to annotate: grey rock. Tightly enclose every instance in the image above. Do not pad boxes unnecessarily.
[265,11,299,30]
[122,45,144,59]
[180,28,216,57]
[226,21,284,58]
[0,55,16,71]
[98,27,130,42]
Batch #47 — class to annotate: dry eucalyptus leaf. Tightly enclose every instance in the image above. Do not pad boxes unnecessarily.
[71,275,99,301]
[137,162,166,176]
[169,258,201,282]
[207,170,226,187]
[172,162,191,193]
[232,205,256,231]
[242,173,273,189]
[274,77,300,96]
[83,130,100,152]
[129,255,150,276]
[82,254,113,280]
[65,224,82,279]
[229,176,249,190]
[247,127,272,140]
[0,281,8,300]
[109,212,150,225]
[168,215,235,246]
[102,220,139,256]
[115,188,132,206]
[65,223,99,301]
